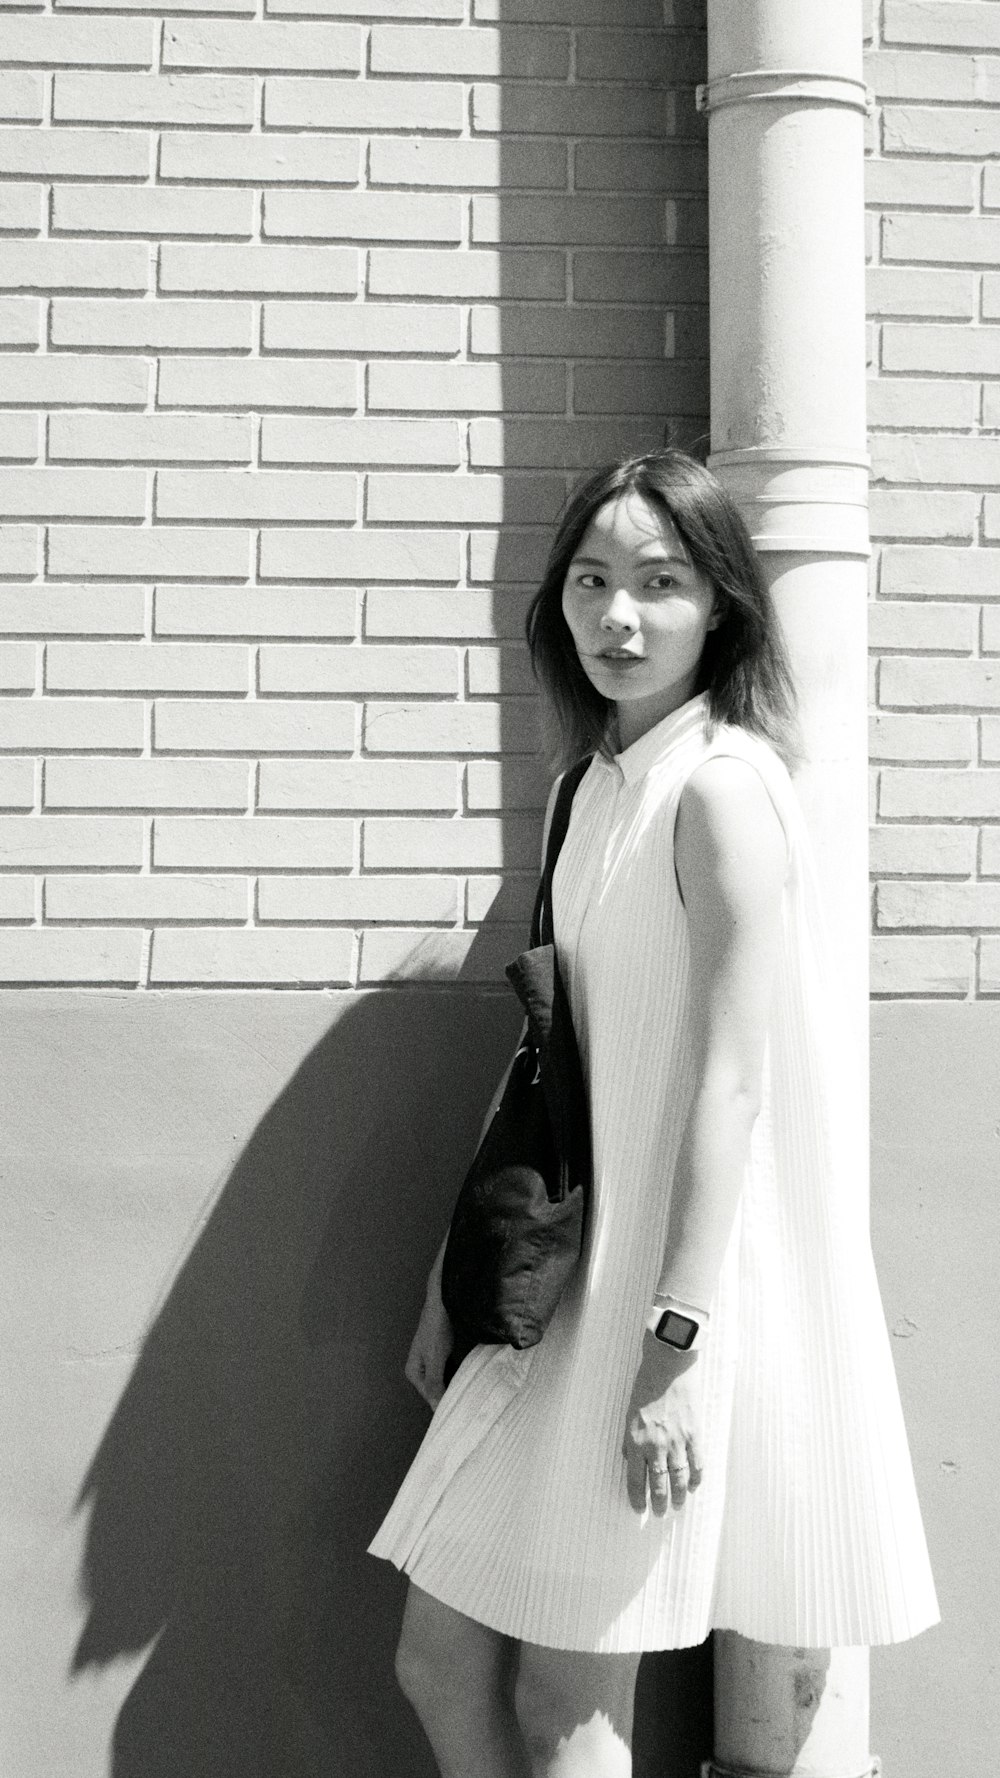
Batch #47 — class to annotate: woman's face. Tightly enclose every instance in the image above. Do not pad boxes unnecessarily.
[561,491,720,747]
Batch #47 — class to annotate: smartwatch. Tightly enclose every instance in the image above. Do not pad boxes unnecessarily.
[651,1294,709,1352]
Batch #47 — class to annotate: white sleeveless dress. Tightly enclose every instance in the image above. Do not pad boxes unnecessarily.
[369,694,939,1652]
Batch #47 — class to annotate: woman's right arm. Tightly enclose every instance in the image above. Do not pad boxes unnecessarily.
[405,775,563,1408]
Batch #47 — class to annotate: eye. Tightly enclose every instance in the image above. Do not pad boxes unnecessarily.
[571,571,605,589]
[648,572,677,590]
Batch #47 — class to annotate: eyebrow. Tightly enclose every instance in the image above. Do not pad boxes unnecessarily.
[568,550,690,568]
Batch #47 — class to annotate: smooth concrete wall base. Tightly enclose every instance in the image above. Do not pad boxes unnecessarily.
[0,992,994,1777]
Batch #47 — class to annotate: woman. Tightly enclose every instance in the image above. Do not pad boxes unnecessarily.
[369,451,938,1778]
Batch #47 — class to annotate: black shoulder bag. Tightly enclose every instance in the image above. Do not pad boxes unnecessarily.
[441,757,592,1373]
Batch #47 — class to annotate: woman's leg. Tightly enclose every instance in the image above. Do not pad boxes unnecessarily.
[513,1644,641,1778]
[395,1583,532,1778]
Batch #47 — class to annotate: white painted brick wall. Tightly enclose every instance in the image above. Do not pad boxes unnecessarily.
[0,1,708,987]
[868,4,1000,998]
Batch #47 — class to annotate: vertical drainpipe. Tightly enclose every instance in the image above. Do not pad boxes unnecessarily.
[699,3,879,1778]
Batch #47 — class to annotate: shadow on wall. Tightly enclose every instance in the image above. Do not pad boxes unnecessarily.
[71,3,711,1775]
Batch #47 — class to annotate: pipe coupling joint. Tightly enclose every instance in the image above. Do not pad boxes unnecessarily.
[696,70,872,116]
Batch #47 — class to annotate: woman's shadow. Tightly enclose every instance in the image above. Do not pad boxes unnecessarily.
[71,975,523,1778]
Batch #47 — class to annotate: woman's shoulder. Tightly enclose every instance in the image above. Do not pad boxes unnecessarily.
[679,723,796,857]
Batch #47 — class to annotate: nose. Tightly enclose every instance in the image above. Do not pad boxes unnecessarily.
[600,587,639,634]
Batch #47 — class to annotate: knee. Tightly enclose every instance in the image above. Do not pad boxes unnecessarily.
[394,1618,448,1718]
[513,1663,563,1763]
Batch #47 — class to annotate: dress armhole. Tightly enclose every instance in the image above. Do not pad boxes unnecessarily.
[673,748,793,909]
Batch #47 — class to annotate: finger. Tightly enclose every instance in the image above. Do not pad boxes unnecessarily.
[686,1436,704,1490]
[667,1460,690,1509]
[647,1460,671,1518]
[625,1447,648,1514]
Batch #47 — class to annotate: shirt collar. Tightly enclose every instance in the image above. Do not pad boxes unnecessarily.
[611,691,710,786]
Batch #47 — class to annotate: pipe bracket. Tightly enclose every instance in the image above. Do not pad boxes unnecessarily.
[696,70,872,116]
[702,1765,881,1778]
[708,447,872,559]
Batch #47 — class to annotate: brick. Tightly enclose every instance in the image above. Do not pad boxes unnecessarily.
[153,816,352,869]
[0,128,148,180]
[869,822,974,875]
[869,711,974,763]
[473,194,668,249]
[0,299,39,347]
[57,0,254,11]
[0,930,141,984]
[880,768,1000,818]
[467,646,537,696]
[471,82,668,139]
[873,433,1000,487]
[978,939,1000,993]
[370,25,568,78]
[263,76,465,136]
[45,874,247,922]
[576,251,704,309]
[869,600,976,652]
[882,105,1000,158]
[883,320,1000,375]
[0,875,34,915]
[870,935,972,996]
[262,303,460,356]
[0,528,38,576]
[0,187,43,234]
[156,470,356,523]
[881,546,1000,599]
[369,137,566,191]
[574,361,708,416]
[0,815,141,867]
[149,927,354,985]
[365,589,528,640]
[368,247,564,301]
[981,385,1000,429]
[983,829,1000,873]
[884,1,1000,49]
[51,298,252,352]
[364,815,537,870]
[469,528,549,585]
[881,658,1000,708]
[883,213,1000,266]
[469,417,664,470]
[368,361,565,414]
[466,756,550,809]
[866,267,974,319]
[266,190,461,244]
[466,874,537,923]
[0,760,34,810]
[0,74,43,122]
[979,497,1000,542]
[45,759,248,811]
[53,186,253,239]
[0,357,147,407]
[0,469,145,520]
[867,379,977,430]
[980,167,1000,213]
[469,306,666,360]
[155,586,356,637]
[576,141,706,197]
[258,759,458,809]
[868,490,979,542]
[366,472,561,527]
[47,642,247,693]
[160,133,360,186]
[475,0,662,16]
[260,528,460,583]
[0,644,34,690]
[0,416,40,463]
[54,73,254,127]
[257,875,458,923]
[878,881,1000,929]
[359,926,514,984]
[865,158,974,209]
[160,244,358,296]
[575,28,703,82]
[984,610,1000,654]
[269,0,462,13]
[159,357,358,411]
[49,413,250,465]
[0,18,154,62]
[364,699,538,754]
[163,21,360,69]
[0,242,148,293]
[154,699,355,753]
[262,416,460,467]
[866,50,979,101]
[260,643,455,696]
[0,587,144,635]
[0,699,142,751]
[47,528,251,581]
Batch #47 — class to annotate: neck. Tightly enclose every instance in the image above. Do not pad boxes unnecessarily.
[615,680,700,750]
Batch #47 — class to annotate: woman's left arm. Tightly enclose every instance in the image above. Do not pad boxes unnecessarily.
[623,756,787,1514]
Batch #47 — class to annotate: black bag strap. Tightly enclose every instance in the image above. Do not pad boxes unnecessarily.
[530,755,592,950]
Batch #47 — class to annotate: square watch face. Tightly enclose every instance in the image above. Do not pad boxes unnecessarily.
[656,1310,697,1349]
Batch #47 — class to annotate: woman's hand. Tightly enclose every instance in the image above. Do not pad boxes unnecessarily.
[404,1282,455,1411]
[622,1333,704,1515]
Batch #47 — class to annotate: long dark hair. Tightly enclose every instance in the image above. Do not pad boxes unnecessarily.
[527,450,799,769]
